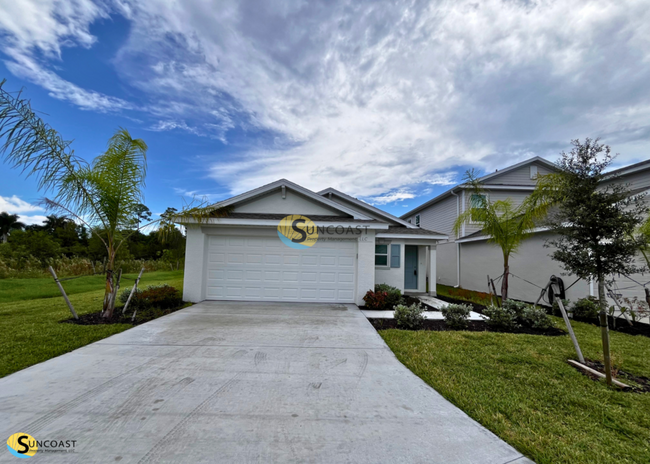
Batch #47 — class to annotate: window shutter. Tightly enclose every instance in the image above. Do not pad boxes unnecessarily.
[390,244,401,268]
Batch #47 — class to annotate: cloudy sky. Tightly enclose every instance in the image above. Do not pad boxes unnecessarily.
[1,0,649,225]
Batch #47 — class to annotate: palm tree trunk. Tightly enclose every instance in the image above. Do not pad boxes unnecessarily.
[102,251,116,318]
[597,275,612,386]
[501,255,510,302]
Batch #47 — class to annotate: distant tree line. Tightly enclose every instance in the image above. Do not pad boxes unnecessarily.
[0,206,186,268]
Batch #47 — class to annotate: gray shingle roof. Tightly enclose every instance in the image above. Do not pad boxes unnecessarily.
[384,226,446,236]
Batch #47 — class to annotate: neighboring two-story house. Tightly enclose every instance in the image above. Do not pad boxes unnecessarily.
[401,157,650,308]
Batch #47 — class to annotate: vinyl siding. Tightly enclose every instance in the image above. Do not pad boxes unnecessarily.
[461,189,533,237]
[602,169,650,192]
[436,241,458,286]
[407,195,459,240]
[458,232,591,304]
[485,161,555,186]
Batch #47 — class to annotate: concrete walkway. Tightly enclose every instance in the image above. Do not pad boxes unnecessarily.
[0,302,531,463]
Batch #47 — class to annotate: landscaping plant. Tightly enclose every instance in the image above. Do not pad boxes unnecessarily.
[571,297,599,320]
[0,80,227,317]
[484,299,553,331]
[441,303,472,330]
[452,170,550,301]
[363,284,404,310]
[531,138,649,385]
[394,302,425,330]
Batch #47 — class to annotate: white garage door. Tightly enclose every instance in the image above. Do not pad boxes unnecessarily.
[205,235,357,302]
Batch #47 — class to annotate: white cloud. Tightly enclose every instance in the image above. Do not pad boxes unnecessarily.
[0,0,131,112]
[20,215,48,226]
[367,191,416,205]
[2,0,650,199]
[0,195,43,214]
[0,195,46,226]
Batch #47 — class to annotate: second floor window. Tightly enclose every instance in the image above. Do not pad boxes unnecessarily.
[469,193,488,224]
[415,214,420,226]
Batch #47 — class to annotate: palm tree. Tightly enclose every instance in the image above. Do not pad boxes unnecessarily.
[0,79,228,317]
[453,171,550,301]
[0,212,25,243]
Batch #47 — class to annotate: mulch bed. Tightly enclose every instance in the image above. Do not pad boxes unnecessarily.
[62,307,183,326]
[572,315,650,338]
[368,315,565,336]
[438,295,650,339]
[570,359,650,393]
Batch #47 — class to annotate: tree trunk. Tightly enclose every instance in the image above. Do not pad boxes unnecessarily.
[102,252,116,318]
[501,256,510,302]
[597,276,613,387]
[1,233,7,243]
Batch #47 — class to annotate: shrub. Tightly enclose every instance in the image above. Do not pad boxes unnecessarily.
[363,284,404,310]
[442,303,472,330]
[363,290,388,310]
[483,303,520,331]
[551,298,571,317]
[521,305,553,330]
[118,284,182,313]
[394,302,425,330]
[485,299,553,331]
[571,297,600,319]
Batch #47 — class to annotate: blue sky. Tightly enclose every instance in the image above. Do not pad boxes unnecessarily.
[1,0,649,226]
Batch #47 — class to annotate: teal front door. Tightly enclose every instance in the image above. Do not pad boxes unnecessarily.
[404,245,418,289]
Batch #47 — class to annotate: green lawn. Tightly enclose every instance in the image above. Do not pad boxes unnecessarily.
[0,270,184,378]
[380,318,650,464]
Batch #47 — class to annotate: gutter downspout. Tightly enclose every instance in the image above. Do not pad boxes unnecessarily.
[450,188,461,288]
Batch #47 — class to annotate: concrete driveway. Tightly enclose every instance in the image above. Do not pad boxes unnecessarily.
[0,302,531,463]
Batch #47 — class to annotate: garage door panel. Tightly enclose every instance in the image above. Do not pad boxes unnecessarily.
[206,235,356,303]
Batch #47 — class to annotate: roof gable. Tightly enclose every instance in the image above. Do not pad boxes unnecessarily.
[318,187,418,228]
[212,179,373,220]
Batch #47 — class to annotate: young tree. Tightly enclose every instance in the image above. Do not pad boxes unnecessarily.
[453,170,550,301]
[0,212,25,243]
[532,139,648,385]
[0,80,228,317]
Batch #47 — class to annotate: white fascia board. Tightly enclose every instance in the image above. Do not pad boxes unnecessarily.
[456,226,551,243]
[318,187,419,229]
[211,179,372,220]
[183,218,389,229]
[478,184,536,191]
[375,233,447,240]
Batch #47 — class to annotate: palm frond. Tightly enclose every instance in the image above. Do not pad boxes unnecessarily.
[0,80,104,225]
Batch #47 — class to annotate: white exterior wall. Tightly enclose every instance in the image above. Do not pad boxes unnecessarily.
[458,232,591,304]
[374,241,428,293]
[437,241,458,286]
[356,230,376,305]
[429,246,437,295]
[183,225,208,302]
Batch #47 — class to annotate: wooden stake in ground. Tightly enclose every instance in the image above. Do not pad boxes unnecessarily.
[490,278,500,307]
[552,283,585,364]
[487,275,494,306]
[123,268,145,315]
[597,279,613,387]
[48,266,78,320]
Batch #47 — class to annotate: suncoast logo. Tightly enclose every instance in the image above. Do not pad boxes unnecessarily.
[277,215,318,249]
[6,433,77,458]
[6,433,37,458]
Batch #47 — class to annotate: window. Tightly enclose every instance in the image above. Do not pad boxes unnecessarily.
[375,244,388,266]
[530,165,538,179]
[415,214,420,226]
[469,193,488,224]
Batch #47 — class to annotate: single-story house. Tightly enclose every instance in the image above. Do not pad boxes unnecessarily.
[179,179,447,306]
